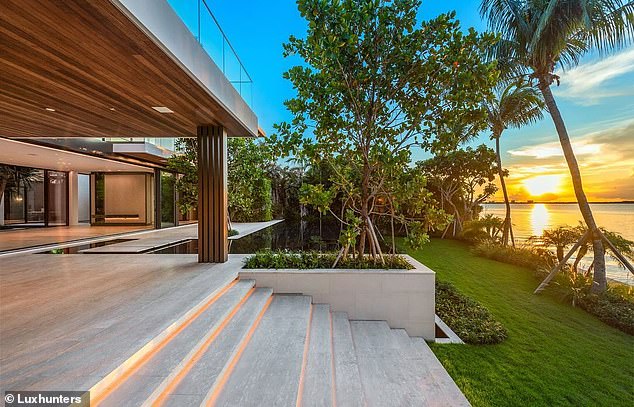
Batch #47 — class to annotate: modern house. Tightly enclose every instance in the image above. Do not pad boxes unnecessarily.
[0,137,177,229]
[0,1,466,406]
[0,0,258,262]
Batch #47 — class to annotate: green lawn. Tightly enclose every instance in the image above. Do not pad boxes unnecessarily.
[405,238,634,407]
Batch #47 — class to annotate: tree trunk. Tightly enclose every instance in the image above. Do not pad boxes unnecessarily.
[495,135,514,247]
[539,82,606,293]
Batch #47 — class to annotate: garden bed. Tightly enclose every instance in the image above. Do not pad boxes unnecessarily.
[239,253,435,339]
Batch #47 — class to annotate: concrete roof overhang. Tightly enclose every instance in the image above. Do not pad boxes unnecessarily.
[0,0,258,140]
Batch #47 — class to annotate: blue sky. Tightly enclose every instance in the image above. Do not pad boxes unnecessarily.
[171,1,634,201]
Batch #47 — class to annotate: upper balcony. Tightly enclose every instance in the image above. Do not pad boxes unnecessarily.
[166,0,253,108]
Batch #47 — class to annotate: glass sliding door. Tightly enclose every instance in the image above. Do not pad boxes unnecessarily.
[46,170,68,226]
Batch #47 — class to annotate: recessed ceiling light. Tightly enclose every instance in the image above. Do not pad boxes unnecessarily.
[45,107,56,112]
[151,106,174,114]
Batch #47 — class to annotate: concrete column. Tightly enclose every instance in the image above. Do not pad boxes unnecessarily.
[197,125,228,263]
[68,171,79,226]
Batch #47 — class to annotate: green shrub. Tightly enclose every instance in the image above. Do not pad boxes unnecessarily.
[549,273,634,335]
[243,250,413,269]
[577,290,634,335]
[436,281,508,344]
[228,229,239,237]
[471,242,634,335]
[471,242,555,271]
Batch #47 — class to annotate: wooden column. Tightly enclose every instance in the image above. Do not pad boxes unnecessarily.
[197,125,228,263]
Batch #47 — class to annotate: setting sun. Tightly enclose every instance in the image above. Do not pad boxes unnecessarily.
[523,175,562,197]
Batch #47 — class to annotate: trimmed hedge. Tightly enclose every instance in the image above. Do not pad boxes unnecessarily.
[243,250,413,269]
[436,281,508,344]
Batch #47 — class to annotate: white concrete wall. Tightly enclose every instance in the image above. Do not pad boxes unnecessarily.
[239,255,436,340]
[78,174,90,223]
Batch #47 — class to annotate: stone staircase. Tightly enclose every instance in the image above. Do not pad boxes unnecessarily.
[92,278,469,407]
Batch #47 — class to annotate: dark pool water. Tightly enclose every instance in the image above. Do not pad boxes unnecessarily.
[38,238,138,254]
[148,220,341,254]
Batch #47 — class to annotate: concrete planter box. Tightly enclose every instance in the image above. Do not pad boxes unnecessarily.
[239,254,435,340]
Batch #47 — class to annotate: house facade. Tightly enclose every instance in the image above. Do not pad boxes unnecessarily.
[0,0,258,262]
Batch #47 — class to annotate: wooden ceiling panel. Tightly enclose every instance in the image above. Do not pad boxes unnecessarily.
[0,0,252,139]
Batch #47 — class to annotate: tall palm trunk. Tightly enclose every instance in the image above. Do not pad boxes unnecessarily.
[494,134,515,247]
[539,82,606,293]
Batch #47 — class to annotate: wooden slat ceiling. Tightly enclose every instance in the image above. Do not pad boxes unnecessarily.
[0,0,252,139]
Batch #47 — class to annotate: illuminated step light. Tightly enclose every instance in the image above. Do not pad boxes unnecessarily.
[152,106,174,113]
[45,107,56,112]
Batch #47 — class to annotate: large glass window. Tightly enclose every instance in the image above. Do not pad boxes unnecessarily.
[160,171,176,228]
[1,166,45,226]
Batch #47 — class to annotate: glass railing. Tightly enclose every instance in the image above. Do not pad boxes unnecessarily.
[166,0,253,107]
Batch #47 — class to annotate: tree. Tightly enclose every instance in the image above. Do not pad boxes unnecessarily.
[227,138,274,222]
[530,226,580,262]
[485,79,544,247]
[480,0,634,292]
[271,0,498,261]
[166,139,198,215]
[0,164,42,207]
[167,138,275,222]
[418,145,499,237]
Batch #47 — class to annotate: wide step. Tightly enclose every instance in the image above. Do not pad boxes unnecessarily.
[209,295,312,406]
[301,304,334,407]
[97,279,255,407]
[332,312,366,407]
[152,287,274,406]
[351,320,428,406]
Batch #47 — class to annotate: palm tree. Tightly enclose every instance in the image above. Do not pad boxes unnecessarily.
[480,0,634,293]
[485,80,545,247]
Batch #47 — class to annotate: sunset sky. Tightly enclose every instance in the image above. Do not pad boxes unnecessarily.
[194,0,634,202]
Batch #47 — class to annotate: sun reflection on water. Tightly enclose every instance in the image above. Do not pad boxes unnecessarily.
[530,204,550,236]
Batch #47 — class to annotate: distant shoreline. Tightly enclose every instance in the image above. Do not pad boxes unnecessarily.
[485,201,634,205]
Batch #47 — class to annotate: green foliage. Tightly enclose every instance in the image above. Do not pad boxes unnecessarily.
[486,78,545,137]
[0,164,44,204]
[167,139,198,215]
[577,288,634,335]
[243,250,413,270]
[529,225,580,262]
[406,238,634,406]
[471,241,556,270]
[269,0,498,259]
[228,138,274,222]
[436,281,508,344]
[460,214,504,243]
[228,229,239,237]
[338,210,362,248]
[482,0,634,83]
[548,272,634,335]
[299,184,334,215]
[418,145,499,235]
[470,240,634,335]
